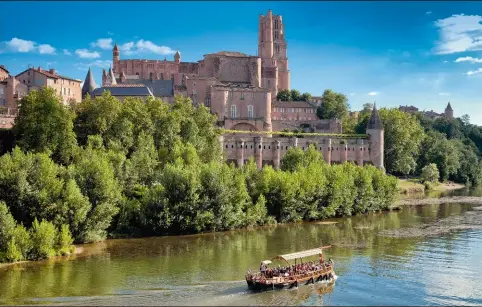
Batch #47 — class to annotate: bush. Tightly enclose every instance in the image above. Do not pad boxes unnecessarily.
[30,219,57,260]
[57,224,74,256]
[421,163,440,183]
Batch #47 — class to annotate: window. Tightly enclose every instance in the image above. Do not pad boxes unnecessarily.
[150,72,153,79]
[274,19,279,30]
[206,97,211,106]
[248,105,254,119]
[28,80,30,84]
[0,88,3,95]
[193,89,197,95]
[252,92,255,99]
[161,73,164,80]
[68,88,71,96]
[240,92,244,100]
[276,45,280,55]
[171,74,174,80]
[136,72,139,76]
[267,80,270,86]
[63,88,66,95]
[28,71,30,76]
[274,31,279,40]
[231,105,237,119]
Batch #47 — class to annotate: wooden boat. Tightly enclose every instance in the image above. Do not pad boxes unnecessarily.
[245,246,336,291]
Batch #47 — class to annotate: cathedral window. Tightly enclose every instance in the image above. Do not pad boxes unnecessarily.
[231,105,237,119]
[248,105,254,119]
[274,31,279,40]
[274,19,279,30]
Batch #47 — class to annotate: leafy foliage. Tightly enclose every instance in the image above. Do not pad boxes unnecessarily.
[0,88,399,264]
[316,89,349,120]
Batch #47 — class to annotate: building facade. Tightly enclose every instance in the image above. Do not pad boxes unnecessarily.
[0,65,29,129]
[399,102,454,120]
[16,67,82,105]
[223,105,384,170]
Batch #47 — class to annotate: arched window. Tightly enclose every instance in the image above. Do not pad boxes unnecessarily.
[149,72,153,79]
[231,105,237,119]
[247,105,254,119]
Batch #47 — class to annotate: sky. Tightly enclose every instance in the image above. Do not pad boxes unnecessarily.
[1,1,482,123]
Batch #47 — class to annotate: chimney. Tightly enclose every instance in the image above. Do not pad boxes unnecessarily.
[49,68,56,75]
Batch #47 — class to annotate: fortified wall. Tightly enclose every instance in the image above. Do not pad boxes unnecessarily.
[221,105,385,171]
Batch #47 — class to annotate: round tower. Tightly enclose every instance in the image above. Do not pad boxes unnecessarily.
[366,103,384,171]
[444,102,453,120]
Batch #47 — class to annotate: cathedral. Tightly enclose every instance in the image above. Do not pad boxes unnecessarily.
[99,10,291,133]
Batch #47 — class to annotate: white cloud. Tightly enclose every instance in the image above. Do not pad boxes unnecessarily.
[454,56,482,63]
[367,91,379,96]
[426,11,432,15]
[74,60,111,71]
[63,49,72,56]
[118,39,175,56]
[38,44,56,55]
[107,31,114,36]
[443,60,448,63]
[5,37,36,52]
[465,68,482,76]
[75,49,100,59]
[434,14,482,54]
[1,38,57,55]
[90,38,113,50]
[439,92,450,96]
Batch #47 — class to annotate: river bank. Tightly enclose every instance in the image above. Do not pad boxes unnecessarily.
[395,196,482,207]
[398,178,465,194]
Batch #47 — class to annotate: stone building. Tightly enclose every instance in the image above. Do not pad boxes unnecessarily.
[101,9,293,133]
[223,105,384,170]
[82,67,154,102]
[15,66,82,105]
[0,65,29,129]
[399,102,454,120]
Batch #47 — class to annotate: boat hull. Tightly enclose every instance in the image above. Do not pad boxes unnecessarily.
[246,270,336,292]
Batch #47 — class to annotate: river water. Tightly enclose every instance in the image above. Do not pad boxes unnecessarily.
[1,202,482,306]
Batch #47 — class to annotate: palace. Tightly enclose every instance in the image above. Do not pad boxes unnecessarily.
[80,9,385,170]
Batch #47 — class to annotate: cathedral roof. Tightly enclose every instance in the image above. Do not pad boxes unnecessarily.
[91,85,154,97]
[272,100,316,109]
[124,79,174,97]
[113,44,118,51]
[81,67,97,98]
[367,103,383,130]
[212,51,249,57]
[445,102,453,111]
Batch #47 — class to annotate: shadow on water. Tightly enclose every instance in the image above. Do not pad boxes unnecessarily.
[0,201,482,306]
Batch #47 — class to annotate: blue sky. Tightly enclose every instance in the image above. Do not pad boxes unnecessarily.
[1,1,482,123]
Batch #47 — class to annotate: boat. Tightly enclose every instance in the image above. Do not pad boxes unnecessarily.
[245,246,336,291]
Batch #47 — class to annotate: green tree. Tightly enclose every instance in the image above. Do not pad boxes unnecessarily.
[301,92,312,102]
[30,219,57,260]
[13,87,78,164]
[276,89,291,101]
[290,89,302,101]
[421,163,440,183]
[316,89,349,120]
[378,108,425,175]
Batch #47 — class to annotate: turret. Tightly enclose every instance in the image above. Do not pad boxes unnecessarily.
[102,69,108,86]
[108,67,117,85]
[174,50,181,63]
[81,67,97,99]
[444,102,453,120]
[366,103,384,171]
[119,71,126,83]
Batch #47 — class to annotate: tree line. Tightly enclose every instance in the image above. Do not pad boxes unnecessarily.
[0,87,398,263]
[312,88,482,185]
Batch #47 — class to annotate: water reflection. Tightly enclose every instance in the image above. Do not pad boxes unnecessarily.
[0,203,481,306]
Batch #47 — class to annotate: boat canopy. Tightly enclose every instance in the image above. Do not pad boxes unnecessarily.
[272,246,331,263]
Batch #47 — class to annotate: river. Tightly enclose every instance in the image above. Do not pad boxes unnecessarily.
[1,201,481,306]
